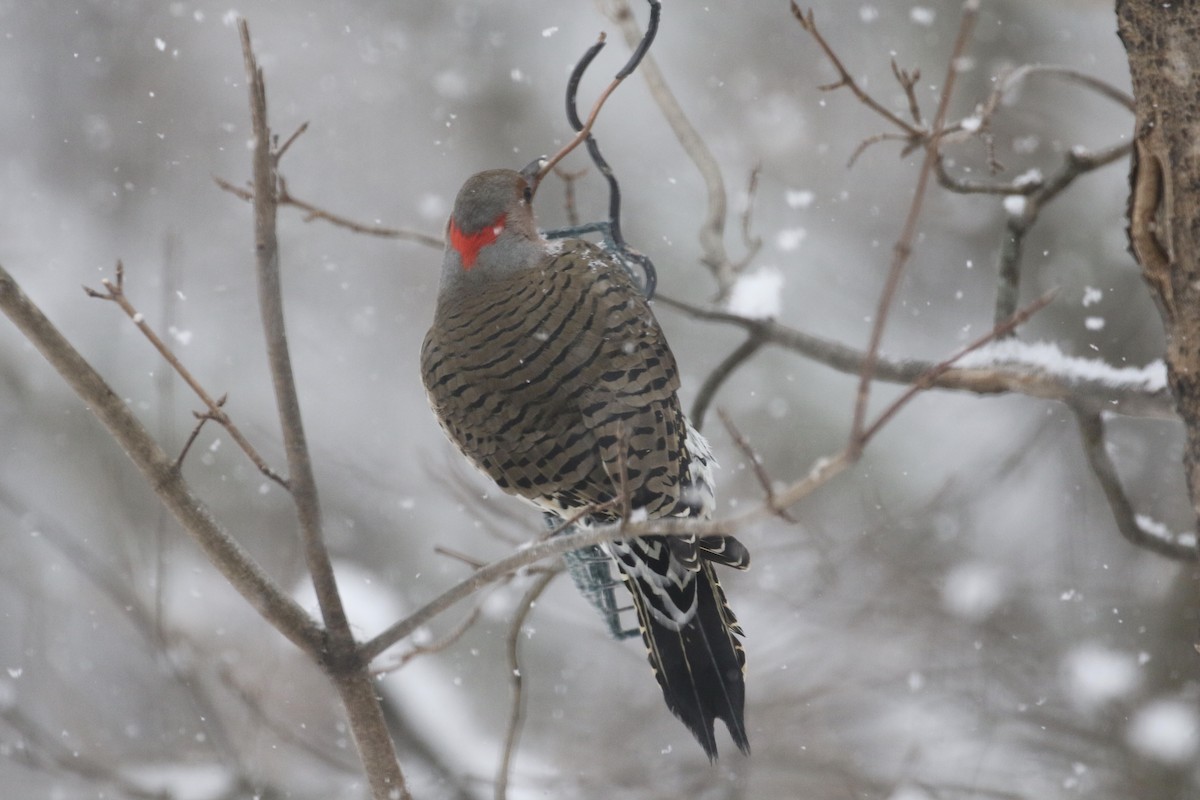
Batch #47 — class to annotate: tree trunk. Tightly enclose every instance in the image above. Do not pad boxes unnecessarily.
[1119,1,1200,535]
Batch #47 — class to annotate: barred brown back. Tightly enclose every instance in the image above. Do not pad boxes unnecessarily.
[422,239,695,519]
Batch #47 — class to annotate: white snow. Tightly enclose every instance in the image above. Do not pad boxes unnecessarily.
[154,37,167,52]
[941,561,1005,622]
[541,26,559,37]
[1127,699,1200,765]
[959,115,981,133]
[956,339,1168,393]
[122,763,234,800]
[1084,317,1105,331]
[418,192,447,222]
[1062,643,1140,711]
[1135,515,1197,548]
[859,6,879,24]
[168,325,193,345]
[775,226,807,251]
[1003,195,1027,216]
[785,189,815,209]
[1013,168,1043,188]
[887,787,933,800]
[910,7,936,26]
[727,266,784,319]
[1082,286,1103,307]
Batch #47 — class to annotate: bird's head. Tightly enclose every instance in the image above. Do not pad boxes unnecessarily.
[444,163,544,274]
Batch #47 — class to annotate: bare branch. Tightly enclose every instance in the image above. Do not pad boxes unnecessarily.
[236,19,407,799]
[733,163,764,273]
[859,290,1056,442]
[275,120,309,161]
[495,571,558,800]
[550,1,662,300]
[238,18,347,637]
[372,603,486,676]
[214,175,444,247]
[717,408,796,522]
[848,2,980,452]
[1072,408,1198,561]
[0,262,324,656]
[892,59,924,126]
[791,4,925,138]
[690,333,765,430]
[84,262,289,488]
[552,166,589,227]
[534,17,649,182]
[660,294,1173,419]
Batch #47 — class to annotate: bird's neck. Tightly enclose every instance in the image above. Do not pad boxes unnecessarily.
[437,232,549,301]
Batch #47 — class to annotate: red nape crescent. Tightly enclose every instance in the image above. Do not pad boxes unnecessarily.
[448,214,507,269]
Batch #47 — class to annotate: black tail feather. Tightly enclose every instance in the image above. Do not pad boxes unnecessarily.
[627,560,749,759]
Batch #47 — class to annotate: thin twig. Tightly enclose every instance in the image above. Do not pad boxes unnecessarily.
[214,175,444,247]
[691,333,765,430]
[552,166,589,227]
[1072,408,1198,561]
[434,545,489,570]
[373,604,487,677]
[892,59,924,127]
[974,64,1134,125]
[495,571,558,800]
[275,121,309,161]
[84,262,289,488]
[847,2,980,452]
[558,1,660,299]
[717,408,796,522]
[733,163,764,273]
[791,4,924,139]
[174,408,214,470]
[859,290,1056,442]
[534,24,644,182]
[847,131,916,169]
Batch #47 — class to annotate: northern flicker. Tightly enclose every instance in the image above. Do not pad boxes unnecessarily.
[421,166,750,758]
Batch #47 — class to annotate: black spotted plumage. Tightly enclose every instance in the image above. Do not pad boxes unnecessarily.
[421,169,750,758]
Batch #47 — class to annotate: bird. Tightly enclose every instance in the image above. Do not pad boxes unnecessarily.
[420,165,750,759]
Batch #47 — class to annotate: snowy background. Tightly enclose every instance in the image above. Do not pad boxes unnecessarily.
[1,1,1197,798]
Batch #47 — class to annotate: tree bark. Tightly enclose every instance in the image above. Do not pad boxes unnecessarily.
[1119,1,1200,540]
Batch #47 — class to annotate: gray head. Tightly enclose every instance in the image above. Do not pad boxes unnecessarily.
[440,169,546,292]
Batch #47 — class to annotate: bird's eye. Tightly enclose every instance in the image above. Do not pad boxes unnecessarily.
[522,184,533,203]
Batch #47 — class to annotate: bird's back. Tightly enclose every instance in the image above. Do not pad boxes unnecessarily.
[421,238,701,520]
